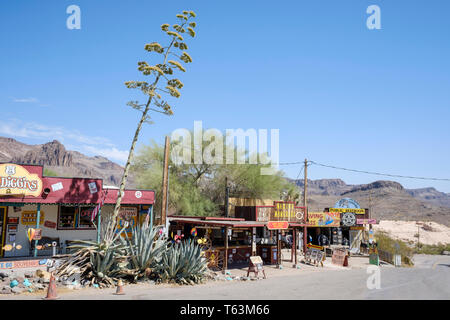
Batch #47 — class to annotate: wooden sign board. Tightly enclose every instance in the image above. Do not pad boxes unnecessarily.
[248,256,266,278]
[305,248,324,267]
[250,256,263,265]
[331,248,348,267]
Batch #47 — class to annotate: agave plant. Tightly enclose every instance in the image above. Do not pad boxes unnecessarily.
[120,225,167,280]
[159,239,208,285]
[55,229,129,287]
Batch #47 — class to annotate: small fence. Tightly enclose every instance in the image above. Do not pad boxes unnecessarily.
[378,249,393,264]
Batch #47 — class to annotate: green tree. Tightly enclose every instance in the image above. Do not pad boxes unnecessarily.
[104,10,197,243]
[130,135,296,216]
[43,168,59,177]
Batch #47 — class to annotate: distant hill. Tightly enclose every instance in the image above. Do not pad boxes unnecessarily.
[0,137,132,187]
[291,179,450,226]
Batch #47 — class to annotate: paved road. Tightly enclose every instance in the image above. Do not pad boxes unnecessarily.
[3,255,450,300]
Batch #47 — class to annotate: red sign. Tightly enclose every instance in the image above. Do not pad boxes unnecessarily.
[7,217,19,224]
[44,220,57,229]
[267,221,289,230]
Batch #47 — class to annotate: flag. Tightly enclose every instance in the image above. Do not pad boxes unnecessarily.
[143,208,150,229]
[91,190,107,222]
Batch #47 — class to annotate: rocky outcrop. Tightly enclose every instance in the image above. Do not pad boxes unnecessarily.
[342,180,404,195]
[1,136,129,187]
[13,140,73,167]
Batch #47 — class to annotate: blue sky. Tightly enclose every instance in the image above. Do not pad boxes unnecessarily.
[1,0,449,192]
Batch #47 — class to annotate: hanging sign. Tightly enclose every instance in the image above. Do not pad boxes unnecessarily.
[267,221,289,230]
[307,212,340,227]
[0,164,43,197]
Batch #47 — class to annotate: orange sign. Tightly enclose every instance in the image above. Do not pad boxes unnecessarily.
[267,221,289,230]
[0,164,43,197]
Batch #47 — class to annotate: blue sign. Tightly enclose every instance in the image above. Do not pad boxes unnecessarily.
[334,198,361,209]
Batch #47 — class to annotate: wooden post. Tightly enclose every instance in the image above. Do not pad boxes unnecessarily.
[277,230,281,266]
[294,228,298,265]
[224,226,229,272]
[303,158,308,253]
[291,227,295,262]
[33,203,41,257]
[161,136,170,226]
[251,227,256,256]
[97,207,102,243]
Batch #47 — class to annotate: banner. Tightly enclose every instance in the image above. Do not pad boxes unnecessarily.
[307,212,340,227]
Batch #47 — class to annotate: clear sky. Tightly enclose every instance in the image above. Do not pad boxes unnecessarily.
[1,0,449,192]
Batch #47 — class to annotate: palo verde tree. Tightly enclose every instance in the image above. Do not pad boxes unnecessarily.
[103,10,197,243]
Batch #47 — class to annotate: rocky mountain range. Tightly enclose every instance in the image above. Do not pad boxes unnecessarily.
[0,137,128,187]
[292,179,450,226]
[1,137,449,226]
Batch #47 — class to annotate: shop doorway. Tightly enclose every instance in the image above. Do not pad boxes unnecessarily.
[0,207,6,257]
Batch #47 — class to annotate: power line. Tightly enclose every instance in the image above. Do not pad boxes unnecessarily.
[309,160,450,182]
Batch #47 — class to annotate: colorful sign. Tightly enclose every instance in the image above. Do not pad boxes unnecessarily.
[272,201,305,222]
[334,198,361,209]
[307,244,324,250]
[329,208,366,214]
[21,210,45,225]
[267,221,289,230]
[356,218,377,225]
[0,164,43,197]
[307,212,340,227]
[0,259,41,269]
[116,207,138,237]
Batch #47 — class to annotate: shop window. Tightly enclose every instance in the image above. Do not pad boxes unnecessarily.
[58,206,77,229]
[78,207,96,229]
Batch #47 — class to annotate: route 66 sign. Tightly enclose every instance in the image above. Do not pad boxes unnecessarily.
[341,212,356,226]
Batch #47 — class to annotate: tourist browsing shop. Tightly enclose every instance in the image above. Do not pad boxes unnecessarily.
[0,163,155,258]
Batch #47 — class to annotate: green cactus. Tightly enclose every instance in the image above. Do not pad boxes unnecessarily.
[159,239,208,284]
[121,225,167,280]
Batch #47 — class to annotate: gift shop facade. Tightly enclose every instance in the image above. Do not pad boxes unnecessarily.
[0,163,155,258]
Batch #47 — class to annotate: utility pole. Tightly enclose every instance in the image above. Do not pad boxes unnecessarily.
[161,136,170,227]
[303,158,308,253]
[225,177,229,217]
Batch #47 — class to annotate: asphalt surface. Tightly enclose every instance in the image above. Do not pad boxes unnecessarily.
[2,254,449,300]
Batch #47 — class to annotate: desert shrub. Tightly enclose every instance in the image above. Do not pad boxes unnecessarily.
[415,243,450,255]
[374,231,414,266]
